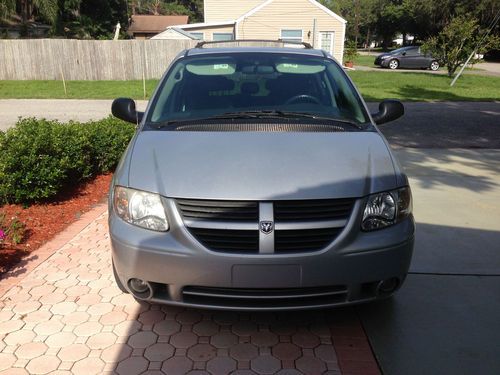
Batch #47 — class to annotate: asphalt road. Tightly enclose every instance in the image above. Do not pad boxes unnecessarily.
[367,101,500,148]
[2,99,499,149]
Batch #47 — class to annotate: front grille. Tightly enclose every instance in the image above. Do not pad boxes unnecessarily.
[274,199,354,222]
[176,199,258,222]
[177,198,355,254]
[275,228,342,253]
[189,228,259,253]
[182,285,348,308]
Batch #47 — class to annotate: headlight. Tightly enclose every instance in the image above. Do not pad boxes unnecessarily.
[362,187,412,231]
[381,55,391,60]
[113,186,169,232]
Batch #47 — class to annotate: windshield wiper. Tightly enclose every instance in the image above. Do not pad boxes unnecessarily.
[154,112,262,128]
[153,110,363,129]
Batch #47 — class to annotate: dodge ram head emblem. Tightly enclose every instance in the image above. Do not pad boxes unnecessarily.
[260,221,274,235]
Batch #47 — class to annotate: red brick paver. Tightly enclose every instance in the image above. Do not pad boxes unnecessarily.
[0,204,380,374]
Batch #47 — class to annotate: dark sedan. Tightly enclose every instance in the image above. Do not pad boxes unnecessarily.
[375,46,440,71]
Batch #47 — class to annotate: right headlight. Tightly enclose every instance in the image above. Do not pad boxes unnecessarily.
[361,187,412,231]
[113,186,169,232]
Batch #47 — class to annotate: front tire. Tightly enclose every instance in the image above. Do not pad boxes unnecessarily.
[430,61,440,71]
[389,59,399,70]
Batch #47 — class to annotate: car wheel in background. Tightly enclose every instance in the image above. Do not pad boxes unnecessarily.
[389,59,399,70]
[430,61,440,71]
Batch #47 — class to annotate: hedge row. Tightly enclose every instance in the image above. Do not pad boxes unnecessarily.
[0,117,135,204]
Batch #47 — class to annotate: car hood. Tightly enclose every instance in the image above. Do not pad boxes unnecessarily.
[124,130,399,200]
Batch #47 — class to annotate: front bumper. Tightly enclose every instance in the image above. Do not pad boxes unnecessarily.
[375,58,391,68]
[110,198,415,310]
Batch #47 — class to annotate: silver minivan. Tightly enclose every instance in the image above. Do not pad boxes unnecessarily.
[109,42,415,310]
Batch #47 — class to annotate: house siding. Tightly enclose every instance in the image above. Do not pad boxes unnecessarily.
[204,0,264,22]
[236,0,345,62]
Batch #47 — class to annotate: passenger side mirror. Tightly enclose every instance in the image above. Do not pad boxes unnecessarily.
[112,98,144,124]
[371,100,404,125]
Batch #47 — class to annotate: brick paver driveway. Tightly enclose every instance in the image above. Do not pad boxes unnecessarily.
[0,206,379,375]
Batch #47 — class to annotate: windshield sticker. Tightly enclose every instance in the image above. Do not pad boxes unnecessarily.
[186,59,236,75]
[276,62,325,74]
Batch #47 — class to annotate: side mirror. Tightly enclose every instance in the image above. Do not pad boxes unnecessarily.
[371,100,404,125]
[402,52,407,56]
[112,98,144,124]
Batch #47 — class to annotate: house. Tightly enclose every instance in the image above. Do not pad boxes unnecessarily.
[128,15,189,39]
[152,0,346,62]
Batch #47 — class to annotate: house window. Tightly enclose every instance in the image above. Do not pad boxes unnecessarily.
[281,29,303,43]
[190,32,204,40]
[319,31,335,54]
[213,33,234,41]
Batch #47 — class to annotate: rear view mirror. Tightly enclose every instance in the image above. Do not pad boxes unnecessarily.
[371,100,404,125]
[112,98,144,124]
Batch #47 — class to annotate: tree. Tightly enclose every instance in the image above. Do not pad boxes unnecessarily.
[422,15,500,77]
[0,0,15,20]
[127,0,195,18]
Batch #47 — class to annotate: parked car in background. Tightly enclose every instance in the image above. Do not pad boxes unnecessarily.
[375,46,440,71]
[110,41,415,310]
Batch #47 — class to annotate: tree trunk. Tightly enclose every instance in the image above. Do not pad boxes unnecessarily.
[20,0,28,24]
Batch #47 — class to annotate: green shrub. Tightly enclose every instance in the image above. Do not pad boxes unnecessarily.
[0,117,135,204]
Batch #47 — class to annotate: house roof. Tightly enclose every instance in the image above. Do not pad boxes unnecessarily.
[171,21,236,29]
[128,15,189,33]
[151,27,199,40]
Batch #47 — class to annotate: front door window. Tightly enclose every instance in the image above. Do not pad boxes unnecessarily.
[319,32,334,54]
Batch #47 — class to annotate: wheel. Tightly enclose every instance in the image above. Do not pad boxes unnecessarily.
[285,94,321,105]
[430,61,440,71]
[388,59,399,70]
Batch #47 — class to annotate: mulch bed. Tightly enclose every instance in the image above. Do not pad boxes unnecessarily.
[0,174,112,275]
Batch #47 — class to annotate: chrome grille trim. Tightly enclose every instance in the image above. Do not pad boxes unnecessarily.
[183,219,346,231]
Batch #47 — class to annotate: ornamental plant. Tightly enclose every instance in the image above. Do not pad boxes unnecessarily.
[0,212,26,248]
[422,15,500,77]
[0,117,135,205]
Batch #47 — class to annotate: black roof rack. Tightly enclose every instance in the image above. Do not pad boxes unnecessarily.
[195,39,314,49]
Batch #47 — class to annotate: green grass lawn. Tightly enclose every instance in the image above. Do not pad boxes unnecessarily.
[353,54,376,67]
[0,80,159,100]
[348,71,500,102]
[1,71,499,102]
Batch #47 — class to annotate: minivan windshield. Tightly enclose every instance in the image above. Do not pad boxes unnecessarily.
[147,52,369,126]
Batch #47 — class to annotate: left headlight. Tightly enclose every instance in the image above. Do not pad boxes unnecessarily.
[113,186,169,232]
[361,187,412,231]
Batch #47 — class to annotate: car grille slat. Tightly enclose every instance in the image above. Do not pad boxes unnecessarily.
[274,199,354,222]
[176,198,354,254]
[189,228,259,253]
[182,285,349,308]
[176,199,258,221]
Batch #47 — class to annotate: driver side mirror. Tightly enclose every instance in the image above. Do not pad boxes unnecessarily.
[371,100,404,125]
[112,98,144,124]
